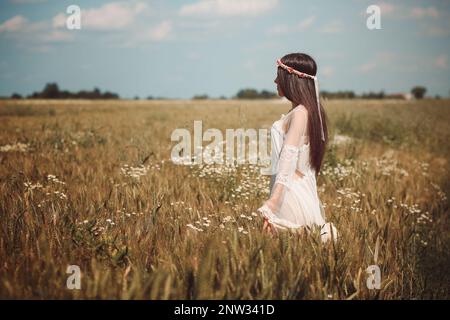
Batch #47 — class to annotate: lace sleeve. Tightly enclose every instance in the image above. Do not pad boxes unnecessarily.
[258,108,308,222]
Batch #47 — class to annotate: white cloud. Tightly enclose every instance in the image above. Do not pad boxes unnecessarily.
[122,20,173,46]
[434,55,448,69]
[52,13,66,29]
[0,15,29,32]
[179,0,278,17]
[52,1,171,46]
[41,30,74,42]
[78,1,149,30]
[0,14,47,35]
[1,1,168,50]
[0,14,73,44]
[146,20,172,41]
[299,16,316,30]
[267,15,315,36]
[364,4,444,22]
[378,2,396,15]
[410,6,440,19]
[319,20,343,34]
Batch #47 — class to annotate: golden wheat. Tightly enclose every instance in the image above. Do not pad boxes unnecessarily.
[0,99,448,299]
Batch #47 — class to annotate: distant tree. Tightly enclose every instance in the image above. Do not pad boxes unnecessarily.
[11,93,22,99]
[260,89,277,99]
[192,94,209,100]
[59,90,71,99]
[411,86,427,99]
[41,83,60,99]
[23,82,119,100]
[76,90,88,99]
[236,88,259,99]
[102,91,119,99]
[235,88,277,99]
[386,93,406,100]
[361,90,385,99]
[28,92,40,99]
[219,95,227,100]
[147,96,154,100]
[321,90,355,99]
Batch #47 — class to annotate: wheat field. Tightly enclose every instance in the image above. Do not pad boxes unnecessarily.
[0,98,448,299]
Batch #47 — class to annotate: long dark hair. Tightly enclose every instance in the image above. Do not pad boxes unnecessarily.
[276,52,329,175]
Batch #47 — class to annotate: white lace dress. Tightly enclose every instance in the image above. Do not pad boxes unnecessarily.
[258,105,337,242]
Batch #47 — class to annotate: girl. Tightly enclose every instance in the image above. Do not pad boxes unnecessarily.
[257,53,337,242]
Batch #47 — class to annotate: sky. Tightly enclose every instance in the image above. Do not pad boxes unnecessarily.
[0,0,449,99]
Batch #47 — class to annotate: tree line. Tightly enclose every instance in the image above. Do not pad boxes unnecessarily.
[7,82,433,100]
[196,86,430,100]
[10,83,119,100]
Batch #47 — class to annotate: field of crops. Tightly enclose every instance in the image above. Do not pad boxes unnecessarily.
[0,98,448,299]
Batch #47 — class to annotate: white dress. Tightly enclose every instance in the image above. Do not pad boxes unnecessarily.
[258,105,337,242]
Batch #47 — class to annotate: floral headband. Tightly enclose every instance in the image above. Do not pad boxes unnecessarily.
[276,58,325,141]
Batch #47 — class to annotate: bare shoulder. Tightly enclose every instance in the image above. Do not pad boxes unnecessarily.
[290,105,308,121]
[294,104,308,115]
[283,105,308,132]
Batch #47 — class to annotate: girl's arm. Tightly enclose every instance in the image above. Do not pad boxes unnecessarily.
[258,108,308,221]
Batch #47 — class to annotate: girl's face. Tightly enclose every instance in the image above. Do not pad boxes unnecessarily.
[274,74,284,97]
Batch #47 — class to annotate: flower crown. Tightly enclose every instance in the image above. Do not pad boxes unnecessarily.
[276,58,325,141]
[276,59,316,80]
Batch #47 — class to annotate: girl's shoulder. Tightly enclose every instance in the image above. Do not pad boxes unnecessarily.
[283,105,308,131]
[292,104,308,115]
[285,105,307,120]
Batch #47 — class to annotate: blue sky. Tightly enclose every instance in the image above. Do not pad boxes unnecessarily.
[0,0,449,99]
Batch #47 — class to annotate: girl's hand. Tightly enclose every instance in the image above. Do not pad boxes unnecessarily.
[262,217,276,235]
